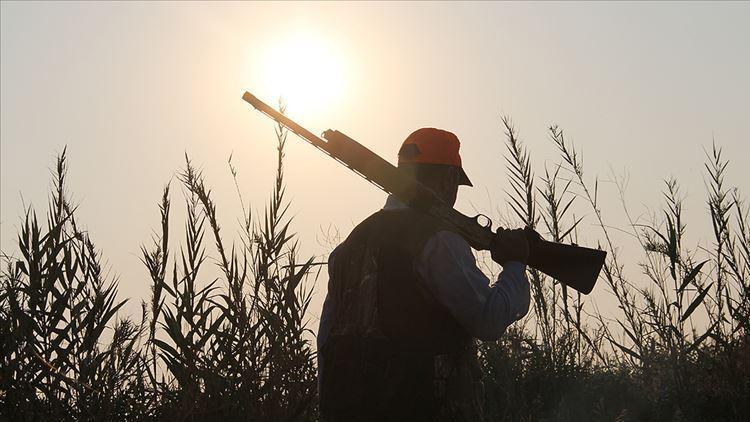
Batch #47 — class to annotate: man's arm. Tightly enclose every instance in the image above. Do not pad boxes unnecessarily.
[417,230,530,341]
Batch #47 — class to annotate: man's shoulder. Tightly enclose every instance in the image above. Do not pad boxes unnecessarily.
[421,230,472,259]
[428,230,470,247]
[344,209,435,237]
[340,210,386,243]
[335,209,463,258]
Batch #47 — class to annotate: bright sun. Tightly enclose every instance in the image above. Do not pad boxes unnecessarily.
[261,32,346,117]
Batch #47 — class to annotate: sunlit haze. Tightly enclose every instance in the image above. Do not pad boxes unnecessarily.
[255,31,348,118]
[2,2,749,328]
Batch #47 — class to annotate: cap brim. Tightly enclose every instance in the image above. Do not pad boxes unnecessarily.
[459,168,473,187]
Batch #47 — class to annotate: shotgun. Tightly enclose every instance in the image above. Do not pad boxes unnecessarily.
[242,91,605,294]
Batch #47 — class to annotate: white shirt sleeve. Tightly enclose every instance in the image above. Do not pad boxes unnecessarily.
[416,230,531,341]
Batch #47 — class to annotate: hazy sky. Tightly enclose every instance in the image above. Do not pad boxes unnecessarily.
[2,2,748,324]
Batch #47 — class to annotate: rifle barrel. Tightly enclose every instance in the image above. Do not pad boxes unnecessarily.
[241,91,605,294]
[242,92,330,152]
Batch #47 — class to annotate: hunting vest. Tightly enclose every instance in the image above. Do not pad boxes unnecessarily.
[319,209,483,422]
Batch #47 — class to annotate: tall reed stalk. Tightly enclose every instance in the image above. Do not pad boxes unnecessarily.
[480,119,748,421]
[2,114,747,421]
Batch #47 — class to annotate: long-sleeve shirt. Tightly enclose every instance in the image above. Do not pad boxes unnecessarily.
[317,195,531,352]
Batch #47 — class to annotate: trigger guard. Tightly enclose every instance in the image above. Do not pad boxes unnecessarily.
[474,214,492,230]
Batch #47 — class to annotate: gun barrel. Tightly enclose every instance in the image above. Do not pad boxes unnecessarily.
[241,91,605,294]
[242,92,441,210]
[242,92,330,152]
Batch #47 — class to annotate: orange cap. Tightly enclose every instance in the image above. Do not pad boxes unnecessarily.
[398,127,472,186]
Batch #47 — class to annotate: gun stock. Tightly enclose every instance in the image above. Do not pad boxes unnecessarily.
[527,238,605,294]
[242,91,606,294]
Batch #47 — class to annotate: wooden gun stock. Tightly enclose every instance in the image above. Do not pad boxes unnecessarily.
[242,91,606,294]
[526,235,605,295]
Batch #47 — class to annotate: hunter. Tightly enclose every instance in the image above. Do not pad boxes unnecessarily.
[317,128,531,421]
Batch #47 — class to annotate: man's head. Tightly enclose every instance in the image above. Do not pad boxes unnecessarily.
[398,128,472,206]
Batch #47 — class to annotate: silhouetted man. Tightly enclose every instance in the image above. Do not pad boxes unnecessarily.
[317,128,530,422]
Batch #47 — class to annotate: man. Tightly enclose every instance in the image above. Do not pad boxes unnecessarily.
[317,128,531,421]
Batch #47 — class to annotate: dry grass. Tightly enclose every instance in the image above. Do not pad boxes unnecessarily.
[1,116,318,421]
[480,120,749,421]
[1,115,747,421]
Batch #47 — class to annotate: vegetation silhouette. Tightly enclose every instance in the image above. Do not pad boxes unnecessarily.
[1,116,748,421]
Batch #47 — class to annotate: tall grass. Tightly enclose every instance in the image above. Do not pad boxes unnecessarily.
[481,121,749,421]
[1,114,318,421]
[1,114,747,421]
[1,149,148,420]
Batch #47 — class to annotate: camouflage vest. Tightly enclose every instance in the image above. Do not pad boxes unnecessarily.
[319,209,485,422]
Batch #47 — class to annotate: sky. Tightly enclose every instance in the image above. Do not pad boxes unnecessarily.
[2,2,748,327]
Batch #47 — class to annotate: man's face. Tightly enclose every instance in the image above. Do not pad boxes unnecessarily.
[398,163,463,206]
[436,167,461,207]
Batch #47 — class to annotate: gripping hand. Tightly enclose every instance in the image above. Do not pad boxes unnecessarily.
[490,228,530,265]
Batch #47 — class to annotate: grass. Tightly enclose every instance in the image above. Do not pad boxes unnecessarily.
[1,114,318,421]
[480,121,749,421]
[1,113,748,421]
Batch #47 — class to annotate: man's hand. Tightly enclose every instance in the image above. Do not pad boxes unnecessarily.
[490,228,530,265]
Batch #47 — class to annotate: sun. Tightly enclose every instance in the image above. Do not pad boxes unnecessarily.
[260,32,346,117]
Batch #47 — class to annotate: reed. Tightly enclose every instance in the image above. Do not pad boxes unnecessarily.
[480,121,749,421]
[1,115,747,421]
